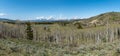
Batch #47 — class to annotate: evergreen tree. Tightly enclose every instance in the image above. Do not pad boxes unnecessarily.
[26,22,33,40]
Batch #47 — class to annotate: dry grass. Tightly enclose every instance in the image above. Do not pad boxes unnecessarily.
[1,22,120,56]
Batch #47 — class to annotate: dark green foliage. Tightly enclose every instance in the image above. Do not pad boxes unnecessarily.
[117,48,120,53]
[57,22,68,26]
[94,23,97,27]
[43,26,50,32]
[26,22,33,40]
[48,36,55,42]
[74,23,83,29]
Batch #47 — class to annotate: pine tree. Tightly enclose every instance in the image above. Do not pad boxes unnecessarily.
[26,22,33,40]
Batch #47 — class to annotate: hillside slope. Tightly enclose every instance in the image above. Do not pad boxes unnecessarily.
[74,12,120,28]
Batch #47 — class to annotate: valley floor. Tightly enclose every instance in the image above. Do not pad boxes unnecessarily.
[0,38,120,56]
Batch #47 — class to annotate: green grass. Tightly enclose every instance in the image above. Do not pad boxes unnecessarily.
[1,22,120,56]
[0,38,120,56]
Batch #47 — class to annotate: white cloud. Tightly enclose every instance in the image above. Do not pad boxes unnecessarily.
[0,13,6,16]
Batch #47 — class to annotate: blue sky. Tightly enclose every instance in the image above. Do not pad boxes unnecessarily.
[0,0,120,20]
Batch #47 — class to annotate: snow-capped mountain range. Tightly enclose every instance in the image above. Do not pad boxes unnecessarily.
[0,16,81,22]
[35,16,80,21]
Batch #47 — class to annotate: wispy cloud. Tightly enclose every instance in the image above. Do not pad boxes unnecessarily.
[0,13,7,16]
